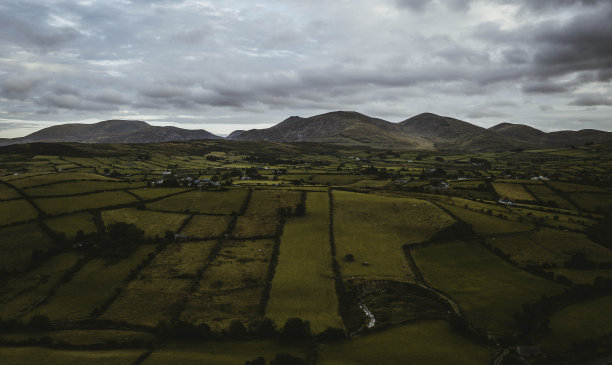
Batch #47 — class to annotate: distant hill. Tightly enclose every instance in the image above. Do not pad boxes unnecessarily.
[229,111,612,151]
[0,120,221,146]
[229,111,434,149]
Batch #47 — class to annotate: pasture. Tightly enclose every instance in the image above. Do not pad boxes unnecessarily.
[146,189,248,214]
[411,241,564,332]
[0,347,144,365]
[333,191,453,282]
[266,192,343,333]
[318,320,492,365]
[35,191,138,215]
[102,208,189,238]
[181,239,274,331]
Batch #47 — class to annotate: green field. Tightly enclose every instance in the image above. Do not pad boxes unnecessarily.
[493,182,535,201]
[0,252,82,319]
[0,347,144,365]
[146,189,248,214]
[540,295,612,350]
[318,320,492,365]
[45,212,98,238]
[143,341,306,365]
[30,245,157,320]
[102,241,215,326]
[128,187,189,200]
[102,208,189,238]
[10,172,118,188]
[233,189,302,238]
[0,222,56,272]
[333,191,454,282]
[23,180,146,197]
[36,191,138,215]
[0,198,38,225]
[180,214,232,239]
[181,239,274,330]
[266,192,343,333]
[412,241,564,332]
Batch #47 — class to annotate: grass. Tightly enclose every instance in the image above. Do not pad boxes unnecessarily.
[180,215,232,239]
[35,191,138,215]
[540,295,612,351]
[318,320,493,365]
[266,192,343,333]
[0,252,82,319]
[438,201,532,235]
[0,329,154,346]
[0,183,20,200]
[526,184,575,210]
[0,222,56,272]
[10,172,118,189]
[102,241,215,326]
[102,208,189,238]
[143,340,306,365]
[45,212,98,238]
[411,241,564,333]
[548,181,609,193]
[493,182,536,201]
[128,187,189,200]
[0,347,144,365]
[23,180,147,197]
[181,239,274,331]
[568,192,612,212]
[146,189,248,214]
[333,191,454,282]
[233,190,302,238]
[0,199,39,225]
[30,245,157,321]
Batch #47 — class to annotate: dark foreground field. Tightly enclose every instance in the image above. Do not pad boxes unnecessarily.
[1,140,612,364]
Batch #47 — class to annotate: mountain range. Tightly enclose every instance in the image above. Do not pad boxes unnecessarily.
[1,112,611,151]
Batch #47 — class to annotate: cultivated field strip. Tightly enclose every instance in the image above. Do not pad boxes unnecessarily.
[265,192,343,333]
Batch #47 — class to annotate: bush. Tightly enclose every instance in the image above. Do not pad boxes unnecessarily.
[245,357,266,365]
[28,315,50,330]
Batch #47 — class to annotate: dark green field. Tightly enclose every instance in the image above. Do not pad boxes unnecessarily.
[1,139,611,364]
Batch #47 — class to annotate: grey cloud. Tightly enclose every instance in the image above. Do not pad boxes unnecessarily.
[522,81,571,94]
[569,94,612,106]
[1,75,47,100]
[395,0,430,11]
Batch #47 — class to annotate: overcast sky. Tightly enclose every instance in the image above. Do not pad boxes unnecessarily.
[1,0,611,137]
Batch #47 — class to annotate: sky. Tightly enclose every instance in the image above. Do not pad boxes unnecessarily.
[1,0,611,138]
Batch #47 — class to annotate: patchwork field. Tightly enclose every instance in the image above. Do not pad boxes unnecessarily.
[0,140,611,364]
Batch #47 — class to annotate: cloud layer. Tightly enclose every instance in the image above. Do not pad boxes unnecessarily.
[1,0,611,136]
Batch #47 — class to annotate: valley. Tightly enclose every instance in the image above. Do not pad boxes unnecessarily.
[0,138,611,364]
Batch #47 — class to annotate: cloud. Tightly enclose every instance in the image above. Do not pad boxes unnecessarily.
[569,94,612,106]
[1,75,47,100]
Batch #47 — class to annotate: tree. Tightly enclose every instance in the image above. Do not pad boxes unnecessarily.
[228,319,247,339]
[244,357,266,365]
[249,318,276,338]
[280,318,311,342]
